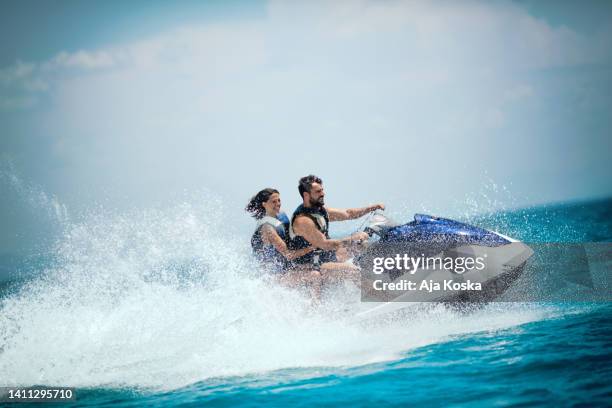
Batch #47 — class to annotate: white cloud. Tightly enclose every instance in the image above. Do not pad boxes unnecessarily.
[43,50,118,70]
[0,60,35,84]
[1,0,611,213]
[0,1,606,108]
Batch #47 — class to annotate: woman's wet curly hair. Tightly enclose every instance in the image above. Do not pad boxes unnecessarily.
[245,188,279,219]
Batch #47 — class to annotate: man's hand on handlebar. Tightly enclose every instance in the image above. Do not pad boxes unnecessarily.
[349,231,369,245]
[369,203,385,212]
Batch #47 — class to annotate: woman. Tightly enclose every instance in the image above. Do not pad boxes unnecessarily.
[246,188,322,292]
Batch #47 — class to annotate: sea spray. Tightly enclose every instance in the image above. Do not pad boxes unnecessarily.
[0,172,561,391]
[0,195,554,391]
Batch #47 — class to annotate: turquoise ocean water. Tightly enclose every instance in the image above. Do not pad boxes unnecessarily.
[0,198,610,407]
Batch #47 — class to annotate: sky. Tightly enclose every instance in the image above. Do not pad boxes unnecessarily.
[1,0,611,255]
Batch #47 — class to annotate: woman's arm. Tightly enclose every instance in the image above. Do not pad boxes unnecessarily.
[261,224,314,260]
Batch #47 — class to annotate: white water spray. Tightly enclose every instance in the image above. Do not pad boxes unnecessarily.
[0,187,554,391]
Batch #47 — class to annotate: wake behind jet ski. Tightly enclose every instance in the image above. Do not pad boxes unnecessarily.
[354,213,533,315]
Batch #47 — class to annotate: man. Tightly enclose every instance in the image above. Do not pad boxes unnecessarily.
[289,174,385,271]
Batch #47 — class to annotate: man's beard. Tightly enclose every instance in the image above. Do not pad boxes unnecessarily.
[309,196,324,208]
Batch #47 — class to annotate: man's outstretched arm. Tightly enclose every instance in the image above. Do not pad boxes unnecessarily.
[292,216,368,250]
[327,203,385,222]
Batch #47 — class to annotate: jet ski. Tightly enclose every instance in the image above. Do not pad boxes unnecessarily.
[352,213,533,320]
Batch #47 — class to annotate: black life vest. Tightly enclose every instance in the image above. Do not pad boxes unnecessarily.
[289,204,337,266]
[251,212,291,272]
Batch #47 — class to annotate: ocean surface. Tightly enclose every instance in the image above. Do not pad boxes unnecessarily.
[0,197,610,407]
